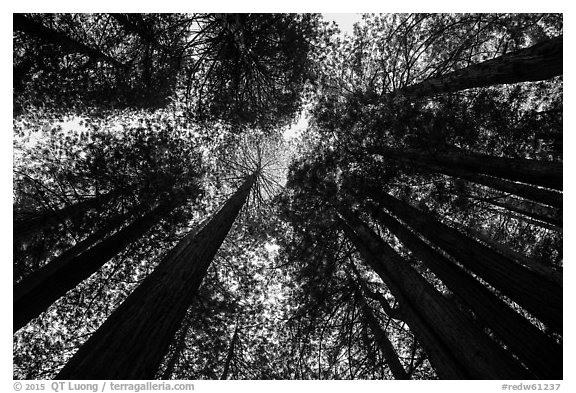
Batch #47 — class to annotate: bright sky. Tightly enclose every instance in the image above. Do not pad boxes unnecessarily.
[321,13,363,36]
[283,14,363,141]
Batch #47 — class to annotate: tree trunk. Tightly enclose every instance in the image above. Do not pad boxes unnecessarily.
[506,211,562,232]
[220,321,240,380]
[370,205,562,379]
[55,175,256,379]
[459,173,562,209]
[160,318,189,380]
[479,196,562,229]
[395,155,562,208]
[339,217,467,379]
[466,227,562,286]
[14,192,115,245]
[355,287,408,379]
[14,199,177,332]
[337,207,531,379]
[398,35,562,98]
[372,148,562,191]
[362,189,562,333]
[13,14,127,69]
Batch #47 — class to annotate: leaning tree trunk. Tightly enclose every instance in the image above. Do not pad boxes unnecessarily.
[14,191,115,245]
[385,153,562,208]
[220,321,240,380]
[466,227,562,286]
[477,195,562,229]
[455,172,562,209]
[368,204,562,379]
[160,317,190,380]
[15,200,146,284]
[337,207,531,379]
[352,279,409,380]
[397,35,562,98]
[14,199,178,332]
[360,188,562,333]
[55,174,256,379]
[13,14,127,69]
[371,148,562,191]
[340,219,467,379]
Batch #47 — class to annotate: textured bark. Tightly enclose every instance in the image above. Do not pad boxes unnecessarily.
[480,196,562,229]
[371,206,562,379]
[55,175,255,379]
[399,35,562,98]
[13,14,127,69]
[373,148,562,191]
[339,218,468,379]
[338,207,531,379]
[14,200,176,332]
[467,228,562,286]
[364,190,562,333]
[14,192,114,244]
[357,292,408,379]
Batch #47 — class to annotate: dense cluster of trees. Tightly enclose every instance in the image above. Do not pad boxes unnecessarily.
[13,13,562,380]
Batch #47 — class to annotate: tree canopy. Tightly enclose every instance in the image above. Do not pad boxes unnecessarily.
[13,13,562,381]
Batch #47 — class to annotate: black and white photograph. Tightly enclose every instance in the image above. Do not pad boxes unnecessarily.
[10,8,564,384]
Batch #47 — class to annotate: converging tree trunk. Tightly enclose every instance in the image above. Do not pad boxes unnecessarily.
[367,204,562,379]
[160,317,190,380]
[352,279,408,380]
[398,35,562,98]
[360,188,562,333]
[14,199,178,332]
[466,228,562,286]
[55,174,256,379]
[14,192,115,245]
[220,321,240,380]
[337,206,531,379]
[387,154,562,208]
[477,195,562,229]
[341,219,467,379]
[457,173,562,209]
[372,148,562,191]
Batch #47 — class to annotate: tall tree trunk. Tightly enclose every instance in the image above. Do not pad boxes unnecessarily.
[160,318,190,380]
[220,321,240,380]
[361,188,562,333]
[337,207,531,379]
[55,175,256,379]
[14,192,115,245]
[389,154,562,208]
[506,211,562,232]
[466,227,562,286]
[14,199,178,332]
[340,218,467,379]
[351,279,408,380]
[398,35,562,98]
[13,14,127,69]
[477,195,562,229]
[371,148,562,191]
[458,173,562,209]
[369,205,562,379]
